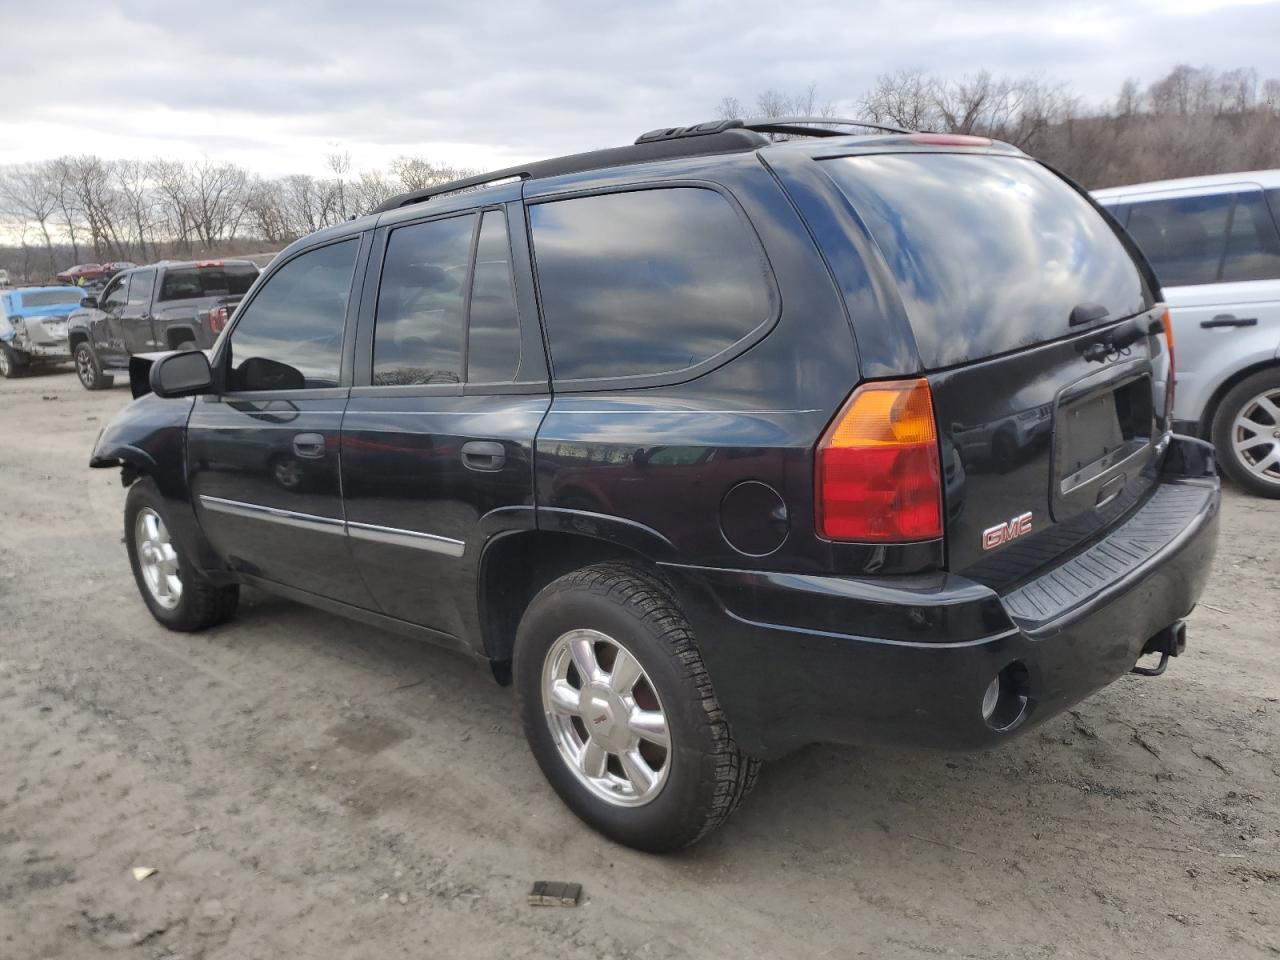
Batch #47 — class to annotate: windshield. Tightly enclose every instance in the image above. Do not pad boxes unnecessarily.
[19,290,84,308]
[159,265,258,301]
[821,153,1149,369]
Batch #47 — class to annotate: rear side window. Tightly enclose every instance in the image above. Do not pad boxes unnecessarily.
[372,213,475,386]
[159,264,258,301]
[1126,190,1280,286]
[529,187,774,381]
[822,154,1148,369]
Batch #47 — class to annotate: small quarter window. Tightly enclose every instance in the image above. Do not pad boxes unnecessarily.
[466,210,521,382]
[529,187,774,381]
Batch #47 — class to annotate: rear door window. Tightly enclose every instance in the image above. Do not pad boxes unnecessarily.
[372,213,476,386]
[528,187,775,381]
[821,154,1149,369]
[1126,189,1280,286]
[1221,190,1280,283]
[466,210,521,383]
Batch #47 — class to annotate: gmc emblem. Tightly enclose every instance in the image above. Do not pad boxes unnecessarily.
[982,512,1033,551]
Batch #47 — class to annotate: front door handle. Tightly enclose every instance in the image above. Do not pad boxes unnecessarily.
[461,440,506,472]
[292,432,326,458]
[1200,314,1258,329]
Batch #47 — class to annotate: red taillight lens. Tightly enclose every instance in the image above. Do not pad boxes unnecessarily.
[816,378,943,542]
[206,306,228,333]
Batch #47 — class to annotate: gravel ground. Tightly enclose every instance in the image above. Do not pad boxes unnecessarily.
[1,369,1277,960]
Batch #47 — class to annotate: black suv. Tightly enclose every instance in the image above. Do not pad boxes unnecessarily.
[90,119,1220,851]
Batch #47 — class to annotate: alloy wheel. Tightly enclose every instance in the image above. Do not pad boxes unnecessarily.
[0,349,11,377]
[1231,388,1280,486]
[135,507,183,610]
[75,348,94,387]
[541,628,671,807]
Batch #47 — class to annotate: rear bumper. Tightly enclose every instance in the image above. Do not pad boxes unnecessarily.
[665,435,1220,758]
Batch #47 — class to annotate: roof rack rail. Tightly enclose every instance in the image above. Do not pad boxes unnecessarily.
[742,116,912,137]
[371,126,768,214]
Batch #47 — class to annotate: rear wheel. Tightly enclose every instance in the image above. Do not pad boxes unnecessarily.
[125,479,239,631]
[1212,368,1280,498]
[514,562,759,852]
[74,342,113,390]
[0,344,25,378]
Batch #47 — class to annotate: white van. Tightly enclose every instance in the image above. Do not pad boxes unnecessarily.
[1095,172,1280,497]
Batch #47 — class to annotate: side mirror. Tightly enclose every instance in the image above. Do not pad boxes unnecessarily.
[80,295,98,308]
[150,350,213,398]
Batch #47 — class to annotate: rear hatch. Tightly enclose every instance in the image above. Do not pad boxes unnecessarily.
[820,150,1168,589]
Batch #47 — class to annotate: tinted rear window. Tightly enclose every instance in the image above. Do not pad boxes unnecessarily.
[159,265,257,301]
[19,290,83,308]
[529,187,774,381]
[822,154,1148,369]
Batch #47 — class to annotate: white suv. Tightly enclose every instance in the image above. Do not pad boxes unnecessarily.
[1095,171,1280,497]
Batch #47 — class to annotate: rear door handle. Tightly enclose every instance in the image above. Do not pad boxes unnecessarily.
[461,440,506,472]
[1200,314,1258,329]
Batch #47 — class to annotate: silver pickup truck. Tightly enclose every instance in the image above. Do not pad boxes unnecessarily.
[0,286,82,378]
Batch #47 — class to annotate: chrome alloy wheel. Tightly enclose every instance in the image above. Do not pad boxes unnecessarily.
[75,347,94,387]
[541,628,671,807]
[0,348,11,377]
[135,507,182,610]
[1231,388,1280,486]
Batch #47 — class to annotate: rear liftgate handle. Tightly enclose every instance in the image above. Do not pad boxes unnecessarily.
[461,440,506,472]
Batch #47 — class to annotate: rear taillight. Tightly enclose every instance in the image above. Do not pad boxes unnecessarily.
[1160,307,1175,417]
[206,306,229,333]
[816,378,943,542]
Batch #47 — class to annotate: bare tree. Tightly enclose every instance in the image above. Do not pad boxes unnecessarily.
[0,162,60,271]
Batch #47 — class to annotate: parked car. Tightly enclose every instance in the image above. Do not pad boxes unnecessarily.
[102,260,137,278]
[1094,172,1280,497]
[56,263,108,285]
[89,120,1219,851]
[0,285,82,377]
[68,259,259,390]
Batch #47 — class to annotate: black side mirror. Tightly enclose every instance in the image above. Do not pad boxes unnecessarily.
[80,295,98,308]
[150,350,213,398]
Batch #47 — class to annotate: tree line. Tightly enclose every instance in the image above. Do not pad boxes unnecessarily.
[0,152,476,282]
[3,63,1278,283]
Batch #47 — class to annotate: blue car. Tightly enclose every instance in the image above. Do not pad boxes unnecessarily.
[0,286,84,378]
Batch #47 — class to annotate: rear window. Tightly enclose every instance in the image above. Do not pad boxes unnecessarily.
[19,290,83,308]
[822,154,1148,369]
[529,187,774,381]
[159,264,258,302]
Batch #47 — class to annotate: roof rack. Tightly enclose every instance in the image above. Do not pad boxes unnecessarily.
[371,117,912,215]
[371,126,768,213]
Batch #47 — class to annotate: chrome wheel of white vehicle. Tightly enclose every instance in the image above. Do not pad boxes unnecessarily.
[134,507,183,610]
[1231,387,1280,486]
[541,628,670,807]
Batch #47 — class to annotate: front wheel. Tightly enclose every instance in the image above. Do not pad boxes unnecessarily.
[514,562,759,852]
[125,479,239,631]
[0,344,25,378]
[1212,368,1280,498]
[74,342,113,390]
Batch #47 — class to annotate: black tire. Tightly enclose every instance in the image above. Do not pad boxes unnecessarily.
[74,342,113,390]
[1211,367,1280,499]
[514,562,759,852]
[124,478,239,631]
[0,344,25,379]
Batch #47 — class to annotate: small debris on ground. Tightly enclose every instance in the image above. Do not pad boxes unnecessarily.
[529,880,582,907]
[130,866,157,882]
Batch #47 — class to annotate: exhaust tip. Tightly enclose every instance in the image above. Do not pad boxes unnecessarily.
[982,662,1031,732]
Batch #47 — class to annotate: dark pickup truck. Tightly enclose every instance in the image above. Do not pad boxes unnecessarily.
[68,260,258,389]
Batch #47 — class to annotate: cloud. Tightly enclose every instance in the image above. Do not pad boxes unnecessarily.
[0,0,1276,176]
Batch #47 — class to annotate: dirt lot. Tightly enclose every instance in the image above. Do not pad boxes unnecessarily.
[1,368,1277,960]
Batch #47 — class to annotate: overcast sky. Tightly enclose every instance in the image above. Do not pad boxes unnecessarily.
[1,0,1276,178]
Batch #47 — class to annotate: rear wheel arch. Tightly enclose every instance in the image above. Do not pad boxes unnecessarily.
[477,530,672,680]
[1199,358,1280,436]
